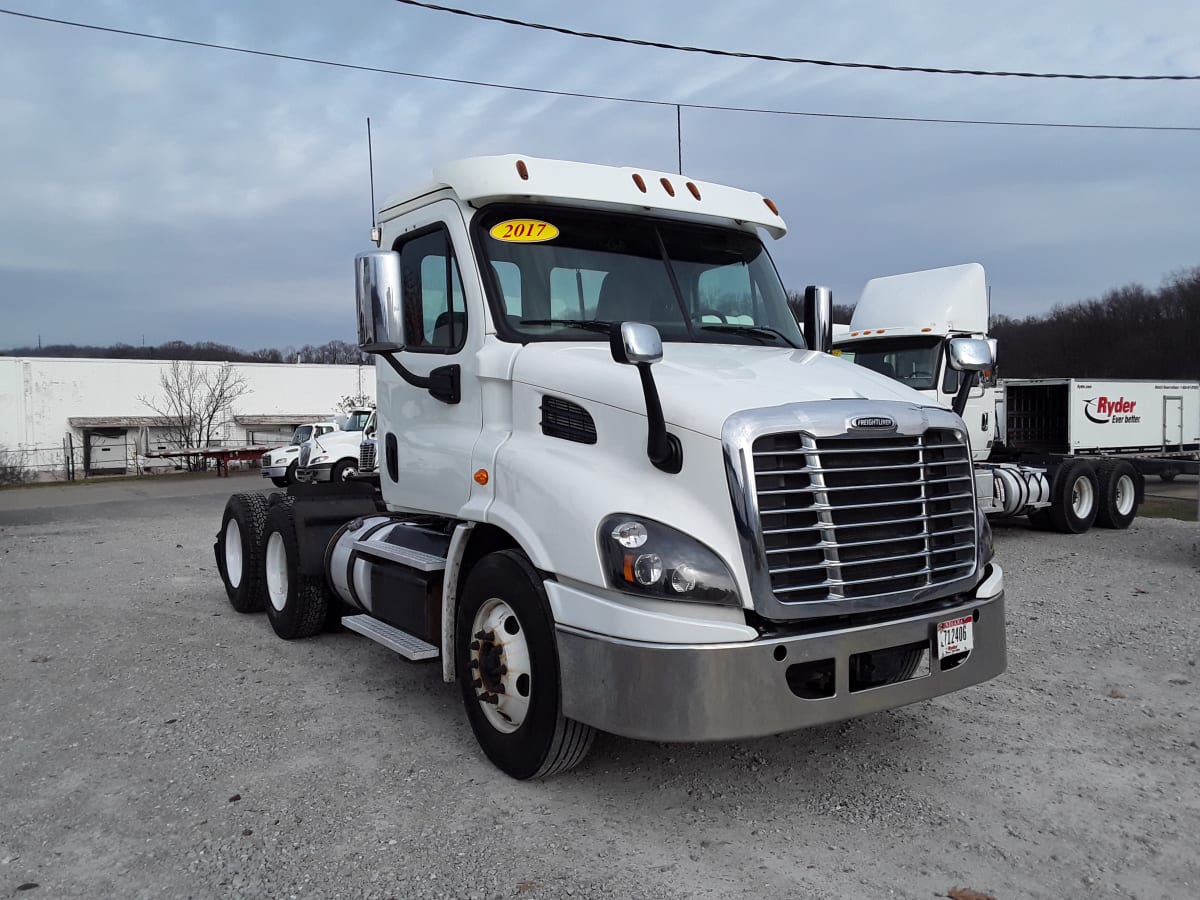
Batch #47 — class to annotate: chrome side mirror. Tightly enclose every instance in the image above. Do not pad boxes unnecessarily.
[948,337,994,371]
[610,321,663,366]
[355,251,405,352]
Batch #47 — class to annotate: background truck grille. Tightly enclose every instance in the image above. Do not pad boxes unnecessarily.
[360,441,377,472]
[298,444,311,468]
[752,429,976,605]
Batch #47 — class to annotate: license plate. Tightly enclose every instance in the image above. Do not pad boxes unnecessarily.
[937,615,974,659]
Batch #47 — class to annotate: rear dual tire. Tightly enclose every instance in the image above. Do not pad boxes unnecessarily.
[216,493,270,613]
[262,501,331,640]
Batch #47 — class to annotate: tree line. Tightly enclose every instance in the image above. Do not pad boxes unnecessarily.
[0,339,369,365]
[6,266,1197,380]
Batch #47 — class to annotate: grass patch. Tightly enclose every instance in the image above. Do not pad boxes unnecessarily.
[1138,496,1198,522]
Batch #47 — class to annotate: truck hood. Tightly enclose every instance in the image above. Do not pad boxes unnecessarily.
[511,342,934,439]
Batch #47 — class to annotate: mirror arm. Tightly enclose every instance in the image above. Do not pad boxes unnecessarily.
[377,352,461,405]
[951,370,979,417]
[636,363,682,474]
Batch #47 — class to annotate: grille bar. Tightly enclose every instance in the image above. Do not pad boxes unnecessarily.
[752,428,977,605]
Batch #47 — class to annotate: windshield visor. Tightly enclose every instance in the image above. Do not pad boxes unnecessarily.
[475,206,804,347]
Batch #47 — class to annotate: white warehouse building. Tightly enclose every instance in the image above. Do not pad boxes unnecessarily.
[0,357,376,479]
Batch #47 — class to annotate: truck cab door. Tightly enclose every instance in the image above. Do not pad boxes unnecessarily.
[938,349,994,462]
[376,199,484,516]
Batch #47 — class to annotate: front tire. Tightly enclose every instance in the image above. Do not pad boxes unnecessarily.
[456,550,595,780]
[270,476,289,488]
[331,459,357,482]
[215,493,269,613]
[262,502,329,640]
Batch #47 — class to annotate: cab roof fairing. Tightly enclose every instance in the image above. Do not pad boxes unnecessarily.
[377,154,787,238]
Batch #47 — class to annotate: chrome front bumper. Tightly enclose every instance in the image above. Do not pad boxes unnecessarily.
[556,584,1006,742]
[261,465,289,478]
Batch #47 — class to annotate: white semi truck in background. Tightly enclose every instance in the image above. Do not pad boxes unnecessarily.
[260,420,339,487]
[833,264,1200,533]
[214,155,1006,779]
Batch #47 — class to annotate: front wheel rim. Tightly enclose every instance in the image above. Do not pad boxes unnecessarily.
[469,598,532,734]
[224,519,243,588]
[265,532,289,611]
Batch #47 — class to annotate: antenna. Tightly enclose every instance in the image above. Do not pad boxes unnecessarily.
[367,117,380,245]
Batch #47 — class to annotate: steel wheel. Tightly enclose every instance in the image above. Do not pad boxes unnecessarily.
[224,518,243,589]
[265,531,289,612]
[469,598,533,734]
[1071,474,1095,520]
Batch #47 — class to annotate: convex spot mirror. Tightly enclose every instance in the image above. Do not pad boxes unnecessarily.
[610,321,663,366]
[356,251,406,352]
[948,337,994,372]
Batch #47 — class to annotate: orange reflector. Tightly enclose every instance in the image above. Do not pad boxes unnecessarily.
[686,181,701,200]
[921,327,933,332]
[877,329,886,334]
[763,197,780,216]
[850,331,859,336]
[623,554,634,583]
[473,469,489,485]
[660,177,676,197]
[632,173,647,193]
[515,159,529,180]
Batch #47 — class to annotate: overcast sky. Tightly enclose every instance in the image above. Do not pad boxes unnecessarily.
[1,0,1197,351]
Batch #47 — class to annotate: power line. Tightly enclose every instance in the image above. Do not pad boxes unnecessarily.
[2,8,1198,133]
[392,0,1200,82]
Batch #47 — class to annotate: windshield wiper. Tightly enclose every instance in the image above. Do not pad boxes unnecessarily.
[700,323,792,344]
[520,318,613,333]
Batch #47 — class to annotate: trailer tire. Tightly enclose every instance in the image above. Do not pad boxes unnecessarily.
[456,550,596,780]
[262,501,329,640]
[1047,459,1099,534]
[215,492,269,613]
[1096,460,1138,529]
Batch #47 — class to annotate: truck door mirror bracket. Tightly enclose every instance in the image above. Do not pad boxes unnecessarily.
[377,355,461,405]
[947,337,994,417]
[610,322,682,474]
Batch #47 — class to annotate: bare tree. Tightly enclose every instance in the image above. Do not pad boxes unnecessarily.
[139,361,251,466]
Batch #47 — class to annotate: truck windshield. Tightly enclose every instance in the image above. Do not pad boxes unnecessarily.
[290,426,313,445]
[836,337,943,390]
[475,205,804,348]
[341,411,372,432]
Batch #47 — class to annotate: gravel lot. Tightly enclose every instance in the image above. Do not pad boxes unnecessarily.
[1,474,1197,900]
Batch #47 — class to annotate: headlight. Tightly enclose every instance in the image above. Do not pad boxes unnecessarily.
[976,507,994,567]
[599,514,739,607]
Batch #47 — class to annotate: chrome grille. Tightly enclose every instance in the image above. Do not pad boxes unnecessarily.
[298,443,311,468]
[752,428,976,606]
[359,441,377,472]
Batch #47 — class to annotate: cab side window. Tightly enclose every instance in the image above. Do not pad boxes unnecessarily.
[396,226,467,352]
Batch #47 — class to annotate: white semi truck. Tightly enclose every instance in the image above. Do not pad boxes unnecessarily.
[834,264,1200,533]
[214,155,1006,779]
[260,421,339,487]
[294,407,374,483]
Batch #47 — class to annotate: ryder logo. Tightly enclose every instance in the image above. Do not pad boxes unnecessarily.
[1084,396,1140,425]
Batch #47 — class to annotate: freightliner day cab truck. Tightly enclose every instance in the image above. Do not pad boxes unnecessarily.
[833,264,1200,533]
[214,156,1006,779]
[260,421,338,487]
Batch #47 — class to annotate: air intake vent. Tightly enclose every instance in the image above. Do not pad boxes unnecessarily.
[540,396,597,445]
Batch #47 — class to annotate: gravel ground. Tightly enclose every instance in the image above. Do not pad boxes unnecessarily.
[1,476,1197,900]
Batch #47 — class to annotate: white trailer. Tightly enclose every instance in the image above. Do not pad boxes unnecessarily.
[213,155,1006,779]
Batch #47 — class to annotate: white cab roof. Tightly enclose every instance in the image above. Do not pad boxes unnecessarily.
[380,154,787,238]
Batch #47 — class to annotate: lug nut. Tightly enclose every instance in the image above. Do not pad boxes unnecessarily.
[469,641,480,651]
[469,659,479,669]
[472,678,482,689]
[494,684,506,694]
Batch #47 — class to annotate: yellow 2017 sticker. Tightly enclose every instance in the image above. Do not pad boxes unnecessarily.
[489,219,559,242]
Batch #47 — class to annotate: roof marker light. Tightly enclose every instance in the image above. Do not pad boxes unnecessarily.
[660,177,675,197]
[632,173,647,193]
[921,327,933,332]
[686,181,701,200]
[516,160,529,180]
[763,198,780,216]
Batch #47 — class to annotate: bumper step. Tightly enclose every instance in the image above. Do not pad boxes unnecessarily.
[342,614,439,661]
